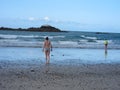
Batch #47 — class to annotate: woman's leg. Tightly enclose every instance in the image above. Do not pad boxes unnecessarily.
[47,51,50,63]
[45,51,48,63]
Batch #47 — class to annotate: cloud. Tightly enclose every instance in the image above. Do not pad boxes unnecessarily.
[28,17,37,21]
[28,16,50,22]
[43,16,50,21]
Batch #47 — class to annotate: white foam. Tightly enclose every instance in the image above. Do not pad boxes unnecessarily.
[81,35,97,40]
[0,34,40,39]
[58,41,78,45]
[0,34,18,39]
[53,36,65,38]
[78,40,88,44]
[0,40,43,47]
[81,35,85,38]
[18,35,39,38]
[40,35,65,39]
[85,36,97,40]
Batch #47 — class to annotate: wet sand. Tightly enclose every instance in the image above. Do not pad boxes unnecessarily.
[0,62,120,90]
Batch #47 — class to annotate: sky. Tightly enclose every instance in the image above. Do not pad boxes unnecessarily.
[0,0,120,33]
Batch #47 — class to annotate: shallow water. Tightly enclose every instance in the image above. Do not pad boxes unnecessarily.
[0,47,120,66]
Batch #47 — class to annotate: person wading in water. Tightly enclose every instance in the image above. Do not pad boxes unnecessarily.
[43,37,52,64]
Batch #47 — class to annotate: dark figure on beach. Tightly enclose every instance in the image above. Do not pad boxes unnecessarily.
[43,37,52,64]
[104,40,108,53]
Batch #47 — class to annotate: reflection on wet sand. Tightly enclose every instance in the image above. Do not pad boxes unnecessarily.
[105,50,108,59]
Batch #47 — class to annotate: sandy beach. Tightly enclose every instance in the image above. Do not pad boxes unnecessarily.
[0,47,120,90]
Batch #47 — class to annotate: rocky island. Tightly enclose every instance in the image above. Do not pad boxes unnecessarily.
[28,25,61,32]
[0,25,62,32]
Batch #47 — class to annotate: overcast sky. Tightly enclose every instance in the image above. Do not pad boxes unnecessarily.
[0,0,120,32]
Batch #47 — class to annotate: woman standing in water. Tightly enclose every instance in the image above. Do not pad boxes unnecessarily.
[43,37,52,64]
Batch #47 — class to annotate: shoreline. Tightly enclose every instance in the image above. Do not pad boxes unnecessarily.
[0,46,120,50]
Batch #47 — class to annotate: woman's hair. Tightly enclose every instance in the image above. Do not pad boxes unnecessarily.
[46,37,49,40]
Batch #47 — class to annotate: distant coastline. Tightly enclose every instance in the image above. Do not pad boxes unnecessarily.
[0,25,65,32]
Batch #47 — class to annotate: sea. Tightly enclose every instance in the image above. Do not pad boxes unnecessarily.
[0,30,120,64]
[0,30,120,49]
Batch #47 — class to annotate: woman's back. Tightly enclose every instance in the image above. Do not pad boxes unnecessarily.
[44,40,51,48]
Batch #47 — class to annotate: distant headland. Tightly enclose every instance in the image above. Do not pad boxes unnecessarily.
[0,25,64,32]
